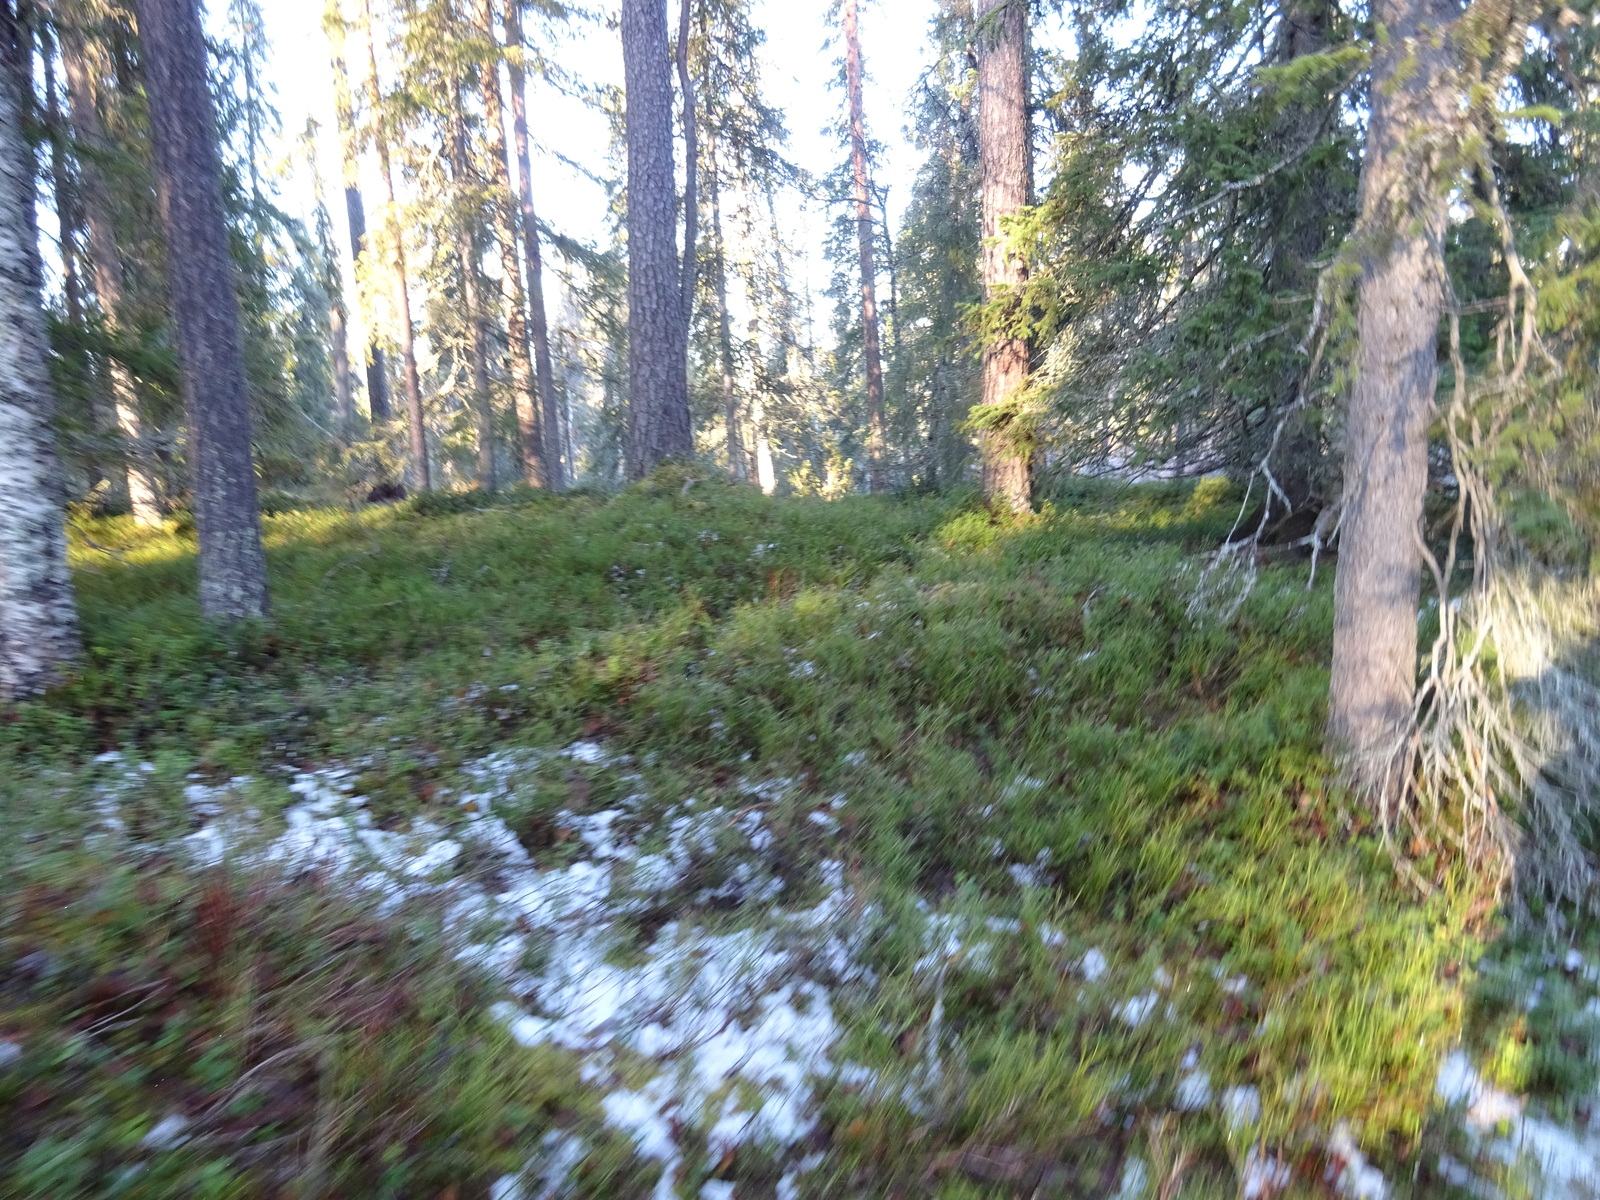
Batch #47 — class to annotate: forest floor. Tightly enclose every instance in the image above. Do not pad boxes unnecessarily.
[1,470,1597,1199]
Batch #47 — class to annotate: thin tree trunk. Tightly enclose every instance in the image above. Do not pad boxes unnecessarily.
[1325,0,1456,790]
[706,139,744,479]
[504,0,561,488]
[676,0,698,335]
[449,107,496,491]
[842,0,885,494]
[1259,0,1336,520]
[621,0,693,476]
[130,0,269,618]
[41,21,105,498]
[0,0,80,696]
[356,0,427,487]
[40,29,82,324]
[327,283,355,425]
[324,0,390,420]
[974,0,1031,514]
[478,0,544,487]
[62,18,164,524]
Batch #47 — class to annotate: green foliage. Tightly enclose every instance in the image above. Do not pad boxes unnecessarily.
[2,481,1527,1195]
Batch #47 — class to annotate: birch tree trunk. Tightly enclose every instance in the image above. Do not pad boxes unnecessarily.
[357,0,428,487]
[0,0,80,696]
[1326,0,1458,790]
[324,0,390,420]
[622,0,693,477]
[132,0,270,619]
[62,16,163,524]
[477,0,545,487]
[505,0,562,488]
[975,0,1031,514]
[843,0,886,494]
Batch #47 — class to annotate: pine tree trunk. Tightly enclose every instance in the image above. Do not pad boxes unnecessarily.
[324,0,390,420]
[974,0,1031,514]
[676,0,698,339]
[62,17,163,524]
[708,148,744,480]
[505,0,563,488]
[356,0,427,487]
[328,284,355,425]
[842,0,885,494]
[1325,0,1456,790]
[130,0,269,618]
[0,0,80,696]
[449,108,496,491]
[477,0,545,487]
[621,0,693,477]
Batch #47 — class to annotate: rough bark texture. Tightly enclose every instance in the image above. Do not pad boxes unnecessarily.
[325,0,390,420]
[62,17,163,523]
[131,0,269,618]
[357,0,428,487]
[0,0,80,696]
[1326,0,1457,789]
[622,0,693,477]
[478,0,544,487]
[843,0,886,494]
[975,0,1031,514]
[505,0,561,487]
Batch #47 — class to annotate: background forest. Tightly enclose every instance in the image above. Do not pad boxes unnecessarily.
[5,0,1600,1195]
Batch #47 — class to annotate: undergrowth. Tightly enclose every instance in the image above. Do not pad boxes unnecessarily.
[0,468,1569,1197]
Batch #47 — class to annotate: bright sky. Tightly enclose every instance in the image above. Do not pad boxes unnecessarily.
[254,0,940,309]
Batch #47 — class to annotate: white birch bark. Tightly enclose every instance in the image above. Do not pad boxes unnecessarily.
[0,2,81,696]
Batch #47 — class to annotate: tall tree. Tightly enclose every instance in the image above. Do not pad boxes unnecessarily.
[476,0,546,487]
[676,0,698,356]
[61,9,163,523]
[504,0,561,488]
[324,0,390,420]
[356,0,428,487]
[706,130,744,478]
[973,0,1031,513]
[841,0,885,493]
[621,0,693,475]
[1325,0,1458,788]
[131,0,269,618]
[0,0,80,695]
[447,95,496,490]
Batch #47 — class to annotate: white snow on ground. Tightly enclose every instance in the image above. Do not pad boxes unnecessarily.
[1435,1050,1600,1198]
[144,743,874,1197]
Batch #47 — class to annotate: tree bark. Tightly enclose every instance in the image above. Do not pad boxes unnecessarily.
[356,0,428,486]
[0,0,80,696]
[843,0,885,494]
[974,0,1031,514]
[130,0,269,618]
[324,0,389,420]
[62,15,164,523]
[504,0,561,488]
[478,0,545,487]
[621,0,693,477]
[1326,0,1457,790]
